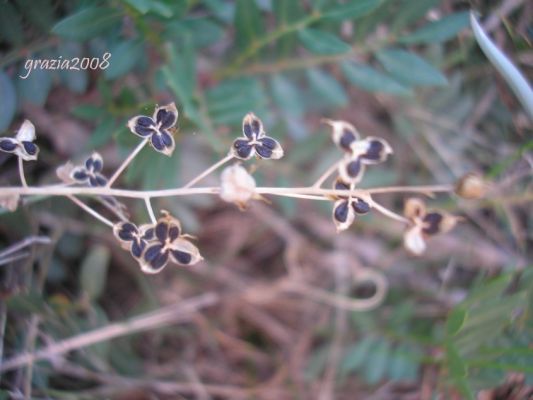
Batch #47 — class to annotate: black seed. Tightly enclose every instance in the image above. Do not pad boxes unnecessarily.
[151,134,164,151]
[155,222,168,242]
[93,174,107,187]
[251,118,261,136]
[233,139,253,159]
[73,170,88,181]
[144,244,163,262]
[160,130,173,147]
[0,139,17,152]
[334,201,349,223]
[259,137,277,149]
[137,116,154,127]
[168,225,180,241]
[143,228,154,240]
[131,239,145,258]
[118,223,137,240]
[362,140,384,161]
[22,141,37,155]
[347,158,361,177]
[255,144,272,159]
[422,212,443,235]
[135,125,155,137]
[85,157,94,170]
[334,179,350,191]
[172,249,192,265]
[243,122,253,139]
[352,198,370,214]
[340,129,356,151]
[156,108,177,129]
[150,251,169,271]
[92,158,103,173]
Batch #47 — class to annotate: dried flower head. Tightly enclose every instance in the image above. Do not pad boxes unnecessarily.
[70,152,108,187]
[230,113,284,160]
[113,222,155,259]
[403,197,459,255]
[455,172,487,199]
[0,120,39,161]
[322,119,361,153]
[127,103,178,156]
[138,211,203,274]
[331,177,371,232]
[220,164,257,209]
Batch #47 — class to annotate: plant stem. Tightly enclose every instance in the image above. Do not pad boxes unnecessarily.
[67,195,114,227]
[312,161,340,188]
[0,184,455,201]
[183,154,233,188]
[368,198,409,224]
[107,139,148,187]
[18,158,27,187]
[145,197,156,224]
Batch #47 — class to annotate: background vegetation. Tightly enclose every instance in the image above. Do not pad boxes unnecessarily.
[0,0,531,398]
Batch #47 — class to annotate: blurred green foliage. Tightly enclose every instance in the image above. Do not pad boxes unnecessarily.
[0,0,530,397]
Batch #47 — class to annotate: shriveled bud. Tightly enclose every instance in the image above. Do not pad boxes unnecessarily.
[220,164,257,208]
[404,197,426,220]
[455,173,487,199]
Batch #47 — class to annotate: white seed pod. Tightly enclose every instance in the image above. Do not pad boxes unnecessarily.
[403,224,426,256]
[0,193,20,212]
[219,164,257,208]
[56,161,77,184]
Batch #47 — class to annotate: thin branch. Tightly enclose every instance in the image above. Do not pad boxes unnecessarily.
[0,252,30,266]
[18,158,27,187]
[368,198,410,224]
[183,154,234,189]
[0,292,219,373]
[0,236,51,259]
[107,139,148,187]
[145,197,157,224]
[67,195,114,228]
[312,161,340,188]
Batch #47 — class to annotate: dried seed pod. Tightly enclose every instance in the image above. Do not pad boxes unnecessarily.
[219,164,257,209]
[322,119,360,153]
[403,197,426,220]
[230,113,284,160]
[455,172,487,199]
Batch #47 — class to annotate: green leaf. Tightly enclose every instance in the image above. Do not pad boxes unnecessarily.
[400,12,470,44]
[298,28,351,55]
[471,12,533,120]
[388,344,420,381]
[164,19,223,49]
[6,292,47,315]
[0,71,17,131]
[162,41,196,117]
[58,42,88,94]
[15,0,55,32]
[341,336,377,374]
[17,67,52,106]
[446,307,467,336]
[273,0,303,55]
[121,0,174,17]
[391,0,440,32]
[71,104,104,121]
[270,74,304,116]
[446,342,467,378]
[341,61,411,95]
[235,0,264,51]
[306,68,348,107]
[363,338,390,384]
[0,2,23,46]
[87,116,116,149]
[104,40,144,80]
[52,7,121,41]
[376,48,448,87]
[80,245,110,301]
[323,0,382,20]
